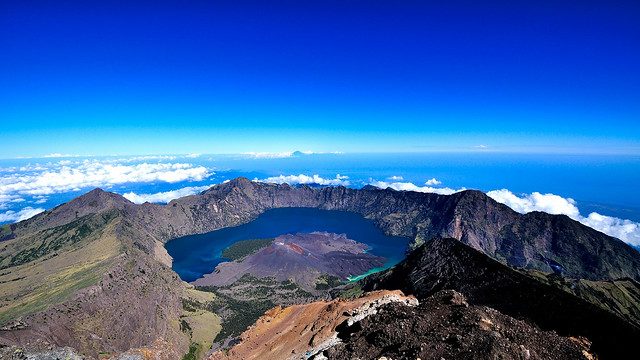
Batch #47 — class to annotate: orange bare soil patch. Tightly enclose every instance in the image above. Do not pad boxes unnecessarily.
[286,242,305,255]
[208,290,416,360]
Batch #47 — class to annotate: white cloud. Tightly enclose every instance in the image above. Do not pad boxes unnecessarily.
[0,207,45,222]
[368,180,464,195]
[243,152,296,159]
[581,213,640,246]
[487,189,640,246]
[43,153,79,158]
[256,174,350,186]
[425,178,442,186]
[241,151,343,159]
[388,176,404,181]
[122,185,212,204]
[0,161,211,197]
[474,145,489,149]
[486,189,581,218]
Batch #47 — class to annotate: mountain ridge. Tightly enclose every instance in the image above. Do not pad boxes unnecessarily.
[1,178,640,358]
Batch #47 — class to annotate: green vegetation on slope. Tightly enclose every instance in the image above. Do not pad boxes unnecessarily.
[221,238,273,261]
[0,211,118,270]
[180,288,222,359]
[0,224,12,241]
[209,293,274,343]
[0,213,121,325]
[524,269,640,327]
[315,274,343,290]
[181,343,199,360]
[197,274,315,344]
[337,283,364,300]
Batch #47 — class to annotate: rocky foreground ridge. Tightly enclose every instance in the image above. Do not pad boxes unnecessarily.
[209,289,594,360]
[0,178,639,358]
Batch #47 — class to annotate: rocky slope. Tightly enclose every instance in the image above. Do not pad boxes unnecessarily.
[327,290,595,360]
[1,178,640,358]
[209,289,594,360]
[207,290,419,360]
[362,237,640,359]
[0,191,190,359]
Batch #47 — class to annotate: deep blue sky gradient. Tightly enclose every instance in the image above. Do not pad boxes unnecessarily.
[1,0,639,157]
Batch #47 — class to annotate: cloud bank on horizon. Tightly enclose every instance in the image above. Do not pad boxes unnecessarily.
[0,157,212,222]
[241,150,343,159]
[1,162,639,248]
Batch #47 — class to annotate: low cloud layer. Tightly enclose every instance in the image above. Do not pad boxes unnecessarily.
[369,180,464,196]
[0,157,212,222]
[0,207,45,222]
[123,185,212,204]
[242,151,343,159]
[487,189,640,246]
[256,174,350,186]
[486,190,581,218]
[0,161,210,197]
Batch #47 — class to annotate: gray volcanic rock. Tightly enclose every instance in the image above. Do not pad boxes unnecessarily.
[362,238,640,359]
[193,232,385,289]
[325,290,594,360]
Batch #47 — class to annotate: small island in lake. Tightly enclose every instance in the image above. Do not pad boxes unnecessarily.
[193,232,386,290]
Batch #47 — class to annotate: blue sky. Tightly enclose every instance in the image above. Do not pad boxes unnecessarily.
[1,0,640,157]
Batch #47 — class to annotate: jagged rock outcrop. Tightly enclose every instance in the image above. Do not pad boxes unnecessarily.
[209,289,594,360]
[363,237,640,359]
[207,290,418,360]
[326,290,594,360]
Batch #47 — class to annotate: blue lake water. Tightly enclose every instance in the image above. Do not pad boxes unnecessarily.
[165,207,410,283]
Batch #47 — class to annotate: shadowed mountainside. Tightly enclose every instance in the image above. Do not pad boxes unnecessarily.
[362,237,640,359]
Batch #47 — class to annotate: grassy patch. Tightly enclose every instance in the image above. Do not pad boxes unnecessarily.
[315,275,343,290]
[1,213,116,270]
[338,283,364,300]
[179,287,222,359]
[181,343,199,360]
[221,238,273,261]
[0,217,121,325]
[0,224,12,240]
[197,285,275,342]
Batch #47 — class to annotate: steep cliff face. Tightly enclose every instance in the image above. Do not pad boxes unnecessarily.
[129,178,640,281]
[362,238,640,359]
